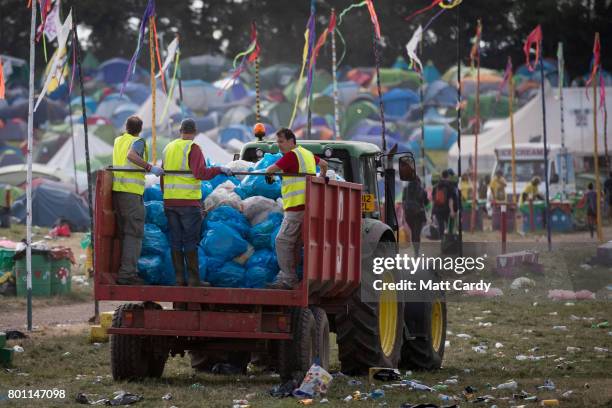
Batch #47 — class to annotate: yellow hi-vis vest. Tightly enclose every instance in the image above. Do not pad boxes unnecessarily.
[162,138,202,200]
[281,146,316,210]
[112,133,148,195]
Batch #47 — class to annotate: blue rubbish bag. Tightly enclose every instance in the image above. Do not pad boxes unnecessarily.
[205,206,250,238]
[235,170,281,200]
[142,224,168,256]
[209,174,240,189]
[206,256,225,275]
[198,245,207,282]
[207,261,245,288]
[201,181,214,201]
[248,212,284,249]
[203,222,249,261]
[144,184,163,202]
[254,153,283,170]
[137,250,175,285]
[145,201,168,231]
[245,249,279,288]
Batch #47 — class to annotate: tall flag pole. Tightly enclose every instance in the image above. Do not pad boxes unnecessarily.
[524,25,552,250]
[26,0,37,332]
[331,9,341,139]
[498,57,516,205]
[469,19,482,233]
[149,16,157,163]
[455,5,463,256]
[557,42,567,199]
[588,33,603,242]
[419,40,426,179]
[602,73,609,168]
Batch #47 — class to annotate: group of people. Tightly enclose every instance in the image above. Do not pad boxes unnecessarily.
[112,116,326,291]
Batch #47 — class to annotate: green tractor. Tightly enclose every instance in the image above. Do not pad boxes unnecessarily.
[239,139,447,373]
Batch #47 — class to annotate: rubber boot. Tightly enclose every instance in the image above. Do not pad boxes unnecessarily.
[171,250,186,286]
[171,249,187,310]
[185,250,209,287]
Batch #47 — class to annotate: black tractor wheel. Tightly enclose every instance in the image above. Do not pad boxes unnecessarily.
[336,277,405,375]
[110,303,148,380]
[310,306,330,370]
[277,307,316,381]
[400,300,447,370]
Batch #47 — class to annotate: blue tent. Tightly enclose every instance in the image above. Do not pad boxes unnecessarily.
[111,103,139,129]
[423,62,441,84]
[409,124,457,150]
[424,80,456,107]
[381,88,419,119]
[121,82,150,104]
[97,58,147,85]
[392,56,410,71]
[70,96,97,115]
[516,58,568,87]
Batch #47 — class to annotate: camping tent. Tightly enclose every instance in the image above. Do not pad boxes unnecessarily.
[193,133,233,164]
[182,80,225,112]
[322,81,361,107]
[447,85,612,174]
[381,88,419,118]
[260,64,299,90]
[424,80,456,107]
[136,91,181,129]
[11,181,90,230]
[181,55,231,82]
[409,124,458,150]
[97,58,147,85]
[343,99,379,134]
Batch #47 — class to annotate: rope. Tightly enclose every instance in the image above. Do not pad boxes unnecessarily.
[331,11,341,140]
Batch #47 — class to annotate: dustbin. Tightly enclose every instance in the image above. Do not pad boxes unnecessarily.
[492,203,517,231]
[50,247,74,295]
[14,250,51,297]
[520,201,545,231]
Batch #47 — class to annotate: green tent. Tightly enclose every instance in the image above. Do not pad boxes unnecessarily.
[283,70,333,103]
[374,68,420,89]
[342,99,378,135]
[82,52,100,72]
[304,94,335,117]
[461,94,515,125]
[261,101,293,128]
[260,64,299,90]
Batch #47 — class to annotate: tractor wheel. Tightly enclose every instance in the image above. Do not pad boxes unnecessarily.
[142,302,168,378]
[110,303,148,380]
[277,307,316,381]
[310,306,330,370]
[336,272,405,375]
[400,300,447,370]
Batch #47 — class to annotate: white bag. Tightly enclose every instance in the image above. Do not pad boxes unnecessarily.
[240,196,282,225]
[204,181,241,212]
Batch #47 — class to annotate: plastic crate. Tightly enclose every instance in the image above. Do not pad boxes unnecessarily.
[50,259,72,295]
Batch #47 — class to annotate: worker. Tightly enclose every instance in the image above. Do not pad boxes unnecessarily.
[489,169,508,204]
[432,170,456,238]
[585,182,597,238]
[112,116,163,285]
[162,118,233,287]
[459,173,474,204]
[519,176,543,206]
[264,128,327,289]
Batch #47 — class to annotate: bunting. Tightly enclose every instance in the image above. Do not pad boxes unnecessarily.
[523,25,542,72]
[120,0,155,95]
[405,26,423,73]
[310,10,336,72]
[0,59,5,100]
[219,21,260,93]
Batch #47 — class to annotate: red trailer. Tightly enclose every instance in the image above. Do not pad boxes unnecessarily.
[95,169,363,379]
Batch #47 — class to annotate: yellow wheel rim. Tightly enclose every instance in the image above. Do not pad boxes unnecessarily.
[431,301,443,353]
[378,272,398,357]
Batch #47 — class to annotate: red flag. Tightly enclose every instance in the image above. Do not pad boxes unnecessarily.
[586,33,600,88]
[310,10,337,70]
[247,22,260,64]
[469,21,482,69]
[523,25,542,72]
[405,0,442,21]
[0,59,5,100]
[365,0,381,39]
[497,56,513,101]
[36,0,53,42]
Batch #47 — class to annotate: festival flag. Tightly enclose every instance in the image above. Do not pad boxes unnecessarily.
[157,36,179,78]
[309,10,336,73]
[469,20,482,69]
[218,21,260,94]
[42,0,61,42]
[365,0,381,39]
[34,9,72,111]
[497,56,512,101]
[405,26,423,73]
[586,33,600,88]
[0,59,5,100]
[36,0,53,41]
[120,0,156,95]
[523,25,542,72]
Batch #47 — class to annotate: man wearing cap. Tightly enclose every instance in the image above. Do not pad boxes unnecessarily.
[264,128,327,289]
[113,115,164,285]
[162,119,233,288]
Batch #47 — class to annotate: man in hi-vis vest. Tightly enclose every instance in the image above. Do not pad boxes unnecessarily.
[112,116,164,285]
[162,119,233,287]
[264,128,327,289]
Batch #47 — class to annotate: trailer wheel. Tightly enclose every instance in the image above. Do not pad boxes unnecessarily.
[110,303,148,380]
[336,273,405,375]
[310,306,330,370]
[277,307,316,381]
[142,303,168,378]
[400,300,447,370]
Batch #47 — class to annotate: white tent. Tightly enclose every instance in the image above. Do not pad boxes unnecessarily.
[448,85,612,174]
[47,128,113,170]
[194,132,233,164]
[136,91,181,129]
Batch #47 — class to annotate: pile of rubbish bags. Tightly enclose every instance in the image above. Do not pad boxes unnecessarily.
[138,153,285,288]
